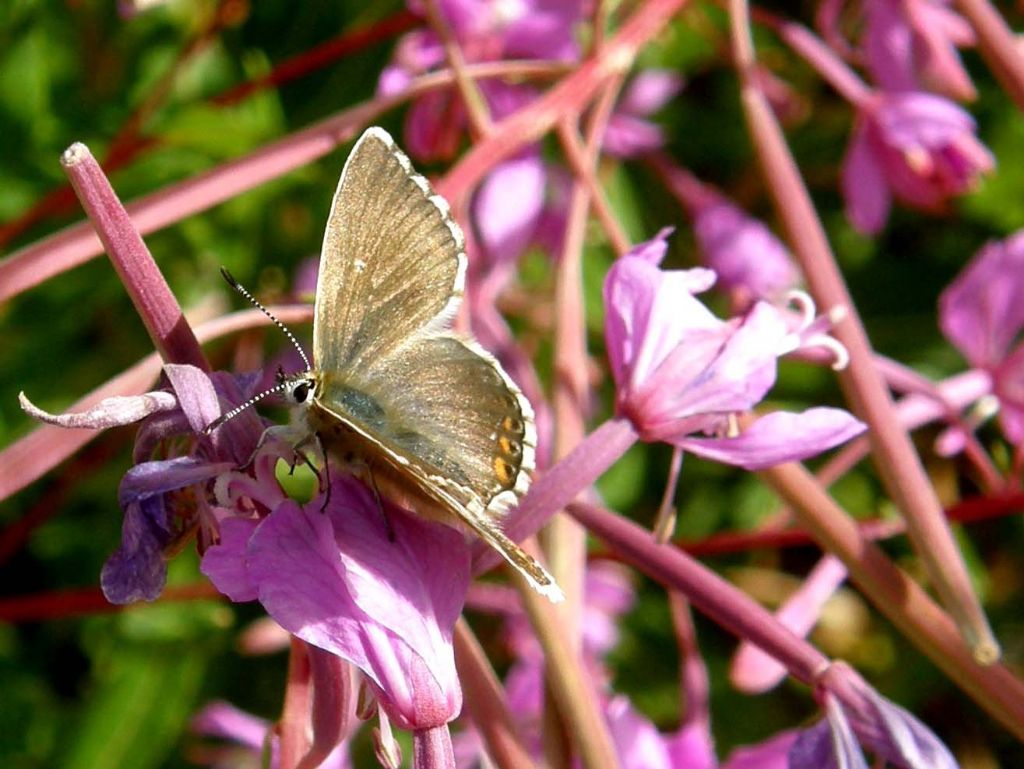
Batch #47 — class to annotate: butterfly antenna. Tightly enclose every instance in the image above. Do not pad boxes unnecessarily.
[219,267,312,372]
[204,380,290,434]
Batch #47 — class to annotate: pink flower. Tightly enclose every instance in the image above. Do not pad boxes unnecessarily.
[471,152,550,270]
[730,555,849,693]
[21,363,265,603]
[841,92,993,234]
[862,0,976,101]
[201,476,471,732]
[939,231,1024,443]
[603,233,865,469]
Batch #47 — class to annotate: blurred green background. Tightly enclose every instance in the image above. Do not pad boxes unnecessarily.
[2,1,1023,766]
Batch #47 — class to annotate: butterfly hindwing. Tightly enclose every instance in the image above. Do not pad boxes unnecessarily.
[317,333,536,517]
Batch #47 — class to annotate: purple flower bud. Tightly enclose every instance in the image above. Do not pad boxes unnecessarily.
[605,70,684,158]
[842,92,993,234]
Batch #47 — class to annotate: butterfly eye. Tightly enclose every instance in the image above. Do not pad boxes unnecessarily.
[290,380,313,404]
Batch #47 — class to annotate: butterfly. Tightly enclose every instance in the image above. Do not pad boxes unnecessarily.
[213,127,563,603]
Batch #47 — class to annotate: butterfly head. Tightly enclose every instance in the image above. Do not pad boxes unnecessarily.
[203,269,317,435]
[280,370,319,410]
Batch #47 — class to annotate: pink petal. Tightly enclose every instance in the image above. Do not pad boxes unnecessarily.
[864,0,917,92]
[995,343,1024,444]
[604,255,666,390]
[18,389,176,429]
[730,555,848,693]
[790,698,869,769]
[617,70,685,116]
[605,696,675,769]
[164,363,222,434]
[377,64,412,97]
[504,2,583,61]
[624,226,677,266]
[639,302,787,427]
[609,260,721,399]
[842,120,892,234]
[191,700,269,749]
[694,201,799,302]
[473,154,546,266]
[664,721,716,769]
[674,408,866,470]
[721,730,799,769]
[200,515,261,602]
[242,480,469,728]
[939,232,1024,366]
[604,114,667,158]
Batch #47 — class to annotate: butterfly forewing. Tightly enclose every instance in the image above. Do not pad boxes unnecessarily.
[314,127,464,373]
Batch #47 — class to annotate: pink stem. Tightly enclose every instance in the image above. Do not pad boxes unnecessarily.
[412,725,456,769]
[297,648,350,769]
[280,638,312,769]
[758,458,1024,740]
[474,417,639,574]
[768,16,871,105]
[61,144,207,370]
[452,618,535,769]
[0,61,565,305]
[570,501,829,683]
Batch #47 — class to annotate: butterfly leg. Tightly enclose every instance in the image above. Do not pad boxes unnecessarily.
[274,430,330,504]
[364,466,396,542]
[316,433,333,512]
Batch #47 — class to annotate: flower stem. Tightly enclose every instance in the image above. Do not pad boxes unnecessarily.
[61,143,207,370]
[518,584,623,769]
[423,0,493,137]
[452,619,536,769]
[280,637,312,769]
[0,60,568,305]
[569,501,829,683]
[759,13,871,105]
[437,0,690,205]
[555,119,631,256]
[413,725,456,769]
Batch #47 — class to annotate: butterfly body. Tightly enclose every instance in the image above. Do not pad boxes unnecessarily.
[285,126,563,602]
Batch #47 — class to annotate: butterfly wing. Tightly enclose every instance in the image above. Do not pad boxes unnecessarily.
[319,334,535,516]
[313,127,464,374]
